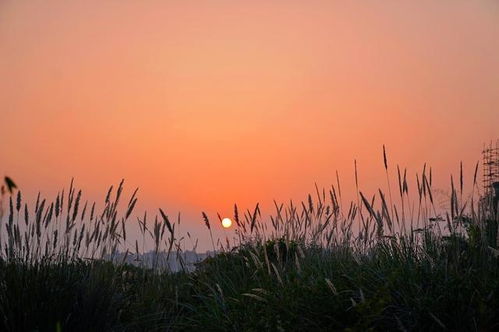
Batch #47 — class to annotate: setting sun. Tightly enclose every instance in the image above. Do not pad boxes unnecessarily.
[221,218,232,229]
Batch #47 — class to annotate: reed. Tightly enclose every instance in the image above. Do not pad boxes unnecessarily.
[1,155,498,331]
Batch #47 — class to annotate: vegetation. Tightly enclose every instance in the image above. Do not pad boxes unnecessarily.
[1,158,499,331]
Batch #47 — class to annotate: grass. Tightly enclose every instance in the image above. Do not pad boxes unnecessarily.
[0,157,498,331]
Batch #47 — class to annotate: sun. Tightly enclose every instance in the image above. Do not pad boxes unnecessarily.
[221,217,232,228]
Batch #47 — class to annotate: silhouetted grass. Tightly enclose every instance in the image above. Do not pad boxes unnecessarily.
[1,155,499,331]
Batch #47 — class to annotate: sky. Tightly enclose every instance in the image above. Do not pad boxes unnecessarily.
[1,0,498,247]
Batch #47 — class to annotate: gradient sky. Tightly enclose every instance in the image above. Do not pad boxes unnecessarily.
[1,0,498,246]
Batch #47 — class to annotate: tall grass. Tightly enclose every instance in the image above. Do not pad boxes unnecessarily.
[1,154,498,331]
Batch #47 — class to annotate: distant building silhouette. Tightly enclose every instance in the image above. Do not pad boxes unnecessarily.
[483,140,499,198]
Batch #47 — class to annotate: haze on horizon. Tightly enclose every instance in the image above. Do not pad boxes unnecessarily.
[1,0,498,245]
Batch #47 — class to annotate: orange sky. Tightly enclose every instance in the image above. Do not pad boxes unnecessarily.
[1,0,498,246]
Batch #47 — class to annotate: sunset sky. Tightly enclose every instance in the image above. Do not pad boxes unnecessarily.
[1,0,498,246]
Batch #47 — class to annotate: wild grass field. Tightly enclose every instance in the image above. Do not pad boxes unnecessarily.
[0,158,498,331]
